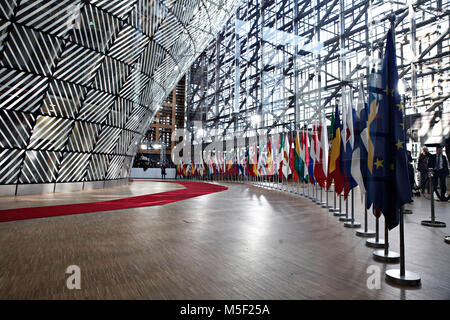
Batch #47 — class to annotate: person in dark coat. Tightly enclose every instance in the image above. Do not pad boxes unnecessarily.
[407,151,415,194]
[417,147,430,193]
[428,146,449,201]
[161,164,166,179]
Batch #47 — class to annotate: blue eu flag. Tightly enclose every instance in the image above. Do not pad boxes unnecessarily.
[367,30,412,230]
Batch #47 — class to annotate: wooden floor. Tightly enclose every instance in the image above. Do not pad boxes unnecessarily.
[0,180,449,299]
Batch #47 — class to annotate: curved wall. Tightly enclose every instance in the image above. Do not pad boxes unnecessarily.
[0,0,239,195]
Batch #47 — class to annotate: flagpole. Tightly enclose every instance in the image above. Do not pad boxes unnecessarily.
[366,208,385,248]
[420,168,446,227]
[356,192,375,237]
[340,195,352,222]
[382,13,420,285]
[334,192,345,217]
[330,186,339,213]
[344,189,361,228]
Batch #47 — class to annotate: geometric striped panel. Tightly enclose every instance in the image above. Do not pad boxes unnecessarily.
[0,20,11,51]
[85,153,108,181]
[56,152,91,182]
[89,0,135,20]
[126,133,141,156]
[77,89,115,123]
[92,56,130,94]
[105,154,125,179]
[154,12,182,50]
[0,148,24,184]
[114,130,134,155]
[53,43,104,86]
[15,0,83,38]
[1,24,62,76]
[66,121,100,152]
[106,98,133,128]
[0,67,49,112]
[0,109,35,148]
[138,41,165,76]
[172,0,196,25]
[120,68,150,102]
[19,150,62,183]
[70,3,121,53]
[93,126,121,154]
[129,0,168,38]
[41,80,86,118]
[125,105,147,131]
[0,0,17,19]
[27,116,74,151]
[108,25,149,64]
[137,109,153,135]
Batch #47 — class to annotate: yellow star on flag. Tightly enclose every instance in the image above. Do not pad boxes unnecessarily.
[395,139,404,150]
[396,103,403,111]
[400,122,405,129]
[375,158,383,169]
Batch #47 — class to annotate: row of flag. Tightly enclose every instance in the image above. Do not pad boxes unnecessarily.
[176,30,411,229]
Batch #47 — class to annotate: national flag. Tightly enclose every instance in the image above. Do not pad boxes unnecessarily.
[314,116,328,188]
[301,127,310,182]
[342,89,358,199]
[366,55,384,210]
[278,133,284,178]
[267,138,274,176]
[289,134,299,181]
[351,82,369,203]
[308,126,316,184]
[294,131,302,181]
[282,133,291,179]
[365,29,412,229]
[327,104,343,193]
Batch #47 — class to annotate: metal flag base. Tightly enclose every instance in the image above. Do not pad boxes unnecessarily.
[402,209,413,214]
[339,216,352,222]
[321,203,330,208]
[421,220,446,227]
[334,212,346,217]
[373,249,400,263]
[444,236,450,244]
[385,269,421,287]
[329,208,339,213]
[366,238,385,248]
[344,221,361,228]
[355,229,376,237]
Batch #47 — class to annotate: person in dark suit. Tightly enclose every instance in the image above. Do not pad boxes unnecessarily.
[161,164,166,179]
[417,147,431,193]
[428,146,449,201]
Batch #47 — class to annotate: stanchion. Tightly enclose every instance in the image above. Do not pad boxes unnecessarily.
[329,187,339,212]
[385,206,421,286]
[315,185,321,205]
[421,168,446,227]
[340,196,352,222]
[366,208,385,248]
[373,219,400,263]
[344,189,361,228]
[334,193,346,217]
[444,236,450,244]
[356,194,376,237]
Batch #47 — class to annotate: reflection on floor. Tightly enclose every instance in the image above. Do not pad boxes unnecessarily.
[0,180,449,299]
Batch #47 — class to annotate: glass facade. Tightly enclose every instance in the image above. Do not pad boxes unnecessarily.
[186,0,450,154]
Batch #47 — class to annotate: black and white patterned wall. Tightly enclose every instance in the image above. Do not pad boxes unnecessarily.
[0,0,239,187]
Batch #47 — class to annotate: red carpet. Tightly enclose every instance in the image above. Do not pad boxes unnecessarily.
[0,180,227,223]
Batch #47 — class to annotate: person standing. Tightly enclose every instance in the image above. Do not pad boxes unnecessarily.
[417,147,430,193]
[428,146,449,201]
[161,164,166,180]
